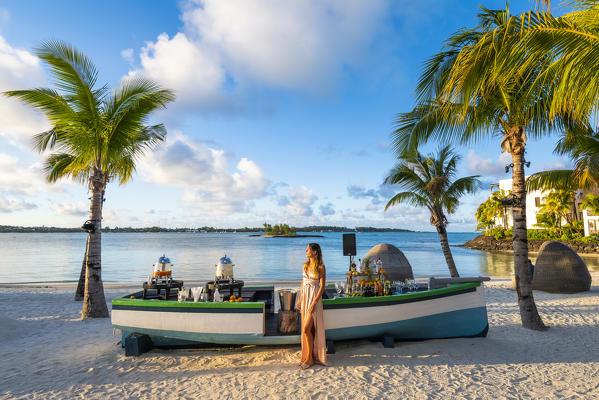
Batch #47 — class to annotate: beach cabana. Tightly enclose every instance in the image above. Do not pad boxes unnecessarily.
[532,241,592,293]
[364,243,414,282]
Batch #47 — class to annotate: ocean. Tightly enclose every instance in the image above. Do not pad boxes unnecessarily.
[1,231,597,284]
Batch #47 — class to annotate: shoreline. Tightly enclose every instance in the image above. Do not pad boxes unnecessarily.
[462,235,599,254]
[1,274,597,399]
[248,234,325,238]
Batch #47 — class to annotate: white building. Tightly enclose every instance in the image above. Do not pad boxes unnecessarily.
[492,178,598,236]
[494,178,548,230]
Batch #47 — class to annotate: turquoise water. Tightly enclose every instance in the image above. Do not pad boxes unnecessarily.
[0,232,597,284]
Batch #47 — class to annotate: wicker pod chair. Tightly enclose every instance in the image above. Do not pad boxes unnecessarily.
[532,241,591,293]
[364,243,414,282]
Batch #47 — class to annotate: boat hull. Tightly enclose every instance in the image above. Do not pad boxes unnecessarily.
[112,282,488,346]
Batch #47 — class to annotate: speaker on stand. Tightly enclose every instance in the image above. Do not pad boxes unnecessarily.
[342,233,357,269]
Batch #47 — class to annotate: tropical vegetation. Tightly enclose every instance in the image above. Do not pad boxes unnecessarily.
[3,41,175,318]
[384,145,480,277]
[581,194,599,216]
[475,189,511,232]
[263,223,297,236]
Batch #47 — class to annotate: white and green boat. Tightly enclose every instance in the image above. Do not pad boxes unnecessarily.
[112,281,488,347]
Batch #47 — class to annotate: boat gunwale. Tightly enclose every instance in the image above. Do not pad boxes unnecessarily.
[111,282,482,310]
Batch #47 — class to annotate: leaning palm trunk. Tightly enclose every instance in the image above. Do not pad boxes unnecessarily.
[436,224,459,277]
[82,170,109,318]
[510,136,546,331]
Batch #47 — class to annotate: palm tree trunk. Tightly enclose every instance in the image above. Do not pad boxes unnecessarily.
[81,169,109,318]
[436,224,459,277]
[511,144,546,331]
[74,236,88,301]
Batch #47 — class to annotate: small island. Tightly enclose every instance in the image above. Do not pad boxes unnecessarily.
[249,223,324,238]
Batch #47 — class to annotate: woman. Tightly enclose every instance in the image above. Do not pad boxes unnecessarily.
[296,243,328,369]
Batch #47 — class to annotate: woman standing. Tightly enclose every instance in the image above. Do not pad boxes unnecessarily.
[296,243,328,369]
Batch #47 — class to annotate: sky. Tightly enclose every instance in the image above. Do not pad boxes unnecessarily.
[0,0,572,231]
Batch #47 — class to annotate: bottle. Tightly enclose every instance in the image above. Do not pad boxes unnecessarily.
[376,257,383,274]
[214,288,221,302]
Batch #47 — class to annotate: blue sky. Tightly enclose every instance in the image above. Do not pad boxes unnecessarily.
[0,0,571,231]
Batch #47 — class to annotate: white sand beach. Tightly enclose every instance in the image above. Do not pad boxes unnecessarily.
[1,275,598,400]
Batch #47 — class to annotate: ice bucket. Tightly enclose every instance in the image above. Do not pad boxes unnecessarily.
[278,289,297,311]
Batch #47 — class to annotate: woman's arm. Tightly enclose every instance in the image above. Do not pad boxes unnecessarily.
[308,265,326,314]
[296,263,305,310]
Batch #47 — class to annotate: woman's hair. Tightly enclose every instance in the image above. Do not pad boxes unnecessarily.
[304,243,324,274]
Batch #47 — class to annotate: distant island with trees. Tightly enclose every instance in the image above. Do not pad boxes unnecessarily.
[0,224,414,233]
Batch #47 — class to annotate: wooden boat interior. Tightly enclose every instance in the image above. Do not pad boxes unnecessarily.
[129,284,340,336]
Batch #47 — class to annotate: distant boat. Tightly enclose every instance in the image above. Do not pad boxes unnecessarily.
[112,281,488,347]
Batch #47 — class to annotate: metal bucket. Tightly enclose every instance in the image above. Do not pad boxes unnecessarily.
[278,289,297,311]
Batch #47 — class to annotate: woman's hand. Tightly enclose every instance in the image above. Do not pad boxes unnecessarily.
[296,302,301,311]
[307,302,315,315]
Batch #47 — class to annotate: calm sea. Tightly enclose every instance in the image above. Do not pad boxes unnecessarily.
[0,231,597,284]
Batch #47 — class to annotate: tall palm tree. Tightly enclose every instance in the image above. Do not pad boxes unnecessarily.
[490,1,599,123]
[384,145,480,277]
[4,41,175,318]
[389,6,579,330]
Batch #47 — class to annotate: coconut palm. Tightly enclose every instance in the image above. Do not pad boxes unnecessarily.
[489,1,599,123]
[384,145,480,277]
[476,189,510,231]
[537,190,574,228]
[581,194,599,216]
[389,6,579,330]
[4,41,175,318]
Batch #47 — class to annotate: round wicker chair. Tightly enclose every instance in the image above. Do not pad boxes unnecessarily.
[532,241,591,293]
[364,243,414,282]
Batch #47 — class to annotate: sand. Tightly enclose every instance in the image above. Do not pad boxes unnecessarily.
[1,276,598,400]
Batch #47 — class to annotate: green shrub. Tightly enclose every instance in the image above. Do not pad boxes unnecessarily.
[580,235,599,244]
[527,229,558,240]
[485,226,506,240]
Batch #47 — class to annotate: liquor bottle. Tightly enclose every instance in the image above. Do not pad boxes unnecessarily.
[376,257,383,274]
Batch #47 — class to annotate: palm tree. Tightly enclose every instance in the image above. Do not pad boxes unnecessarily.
[4,41,175,318]
[384,145,480,277]
[490,1,599,123]
[537,190,574,229]
[389,6,575,330]
[581,194,599,216]
[476,189,510,231]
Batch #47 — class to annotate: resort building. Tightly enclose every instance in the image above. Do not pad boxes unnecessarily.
[491,178,598,236]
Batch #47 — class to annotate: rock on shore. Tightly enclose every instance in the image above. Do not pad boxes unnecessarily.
[461,235,599,254]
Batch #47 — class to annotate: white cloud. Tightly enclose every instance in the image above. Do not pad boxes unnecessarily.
[278,186,316,216]
[138,132,269,215]
[465,150,511,176]
[319,202,335,216]
[0,153,57,196]
[127,32,226,110]
[49,202,88,217]
[126,0,389,110]
[0,196,36,213]
[121,48,134,65]
[0,36,49,147]
[540,159,570,171]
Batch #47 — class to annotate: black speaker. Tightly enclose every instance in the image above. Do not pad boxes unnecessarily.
[342,233,356,256]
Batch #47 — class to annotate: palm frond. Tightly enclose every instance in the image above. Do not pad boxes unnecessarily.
[384,192,430,211]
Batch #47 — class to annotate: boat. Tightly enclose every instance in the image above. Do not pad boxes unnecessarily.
[111,280,488,348]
